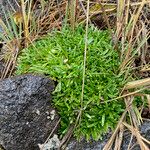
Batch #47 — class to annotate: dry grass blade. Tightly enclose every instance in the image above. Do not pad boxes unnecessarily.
[115,0,150,72]
[116,0,125,41]
[124,94,141,127]
[0,3,22,79]
[68,0,78,30]
[20,0,32,47]
[59,1,90,149]
[146,95,150,111]
[7,0,17,12]
[140,65,150,72]
[117,124,125,150]
[0,0,66,79]
[80,0,90,116]
[103,110,127,150]
[59,125,74,149]
[124,78,150,89]
[0,0,32,79]
[114,123,124,150]
[126,0,146,38]
[1,42,20,79]
[101,86,149,104]
[59,109,82,149]
[123,122,150,150]
[127,134,134,150]
[103,87,149,150]
[40,118,61,150]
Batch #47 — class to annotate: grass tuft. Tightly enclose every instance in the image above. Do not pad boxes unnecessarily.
[16,25,126,140]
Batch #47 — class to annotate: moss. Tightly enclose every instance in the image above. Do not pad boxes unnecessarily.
[16,25,125,140]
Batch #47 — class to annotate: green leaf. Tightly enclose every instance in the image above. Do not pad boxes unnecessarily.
[101,114,105,126]
[53,81,61,93]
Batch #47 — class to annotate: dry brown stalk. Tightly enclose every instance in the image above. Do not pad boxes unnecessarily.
[123,122,150,150]
[125,78,150,89]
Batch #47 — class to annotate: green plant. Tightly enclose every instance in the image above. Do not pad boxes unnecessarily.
[0,0,64,79]
[16,25,125,140]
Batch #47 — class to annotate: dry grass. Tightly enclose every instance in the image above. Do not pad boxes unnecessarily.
[0,0,65,79]
[124,78,150,89]
[100,0,150,149]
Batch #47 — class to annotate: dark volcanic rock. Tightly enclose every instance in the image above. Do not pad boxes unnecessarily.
[0,60,4,77]
[66,133,112,150]
[121,120,150,150]
[67,121,150,150]
[0,74,60,150]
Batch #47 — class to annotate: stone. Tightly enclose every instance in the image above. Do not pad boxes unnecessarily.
[0,60,4,77]
[121,120,150,150]
[38,134,60,150]
[66,134,111,150]
[0,74,60,150]
[67,121,150,150]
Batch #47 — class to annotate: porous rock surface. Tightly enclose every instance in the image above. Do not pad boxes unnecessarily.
[0,61,4,77]
[67,120,150,150]
[121,120,150,150]
[0,74,60,150]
